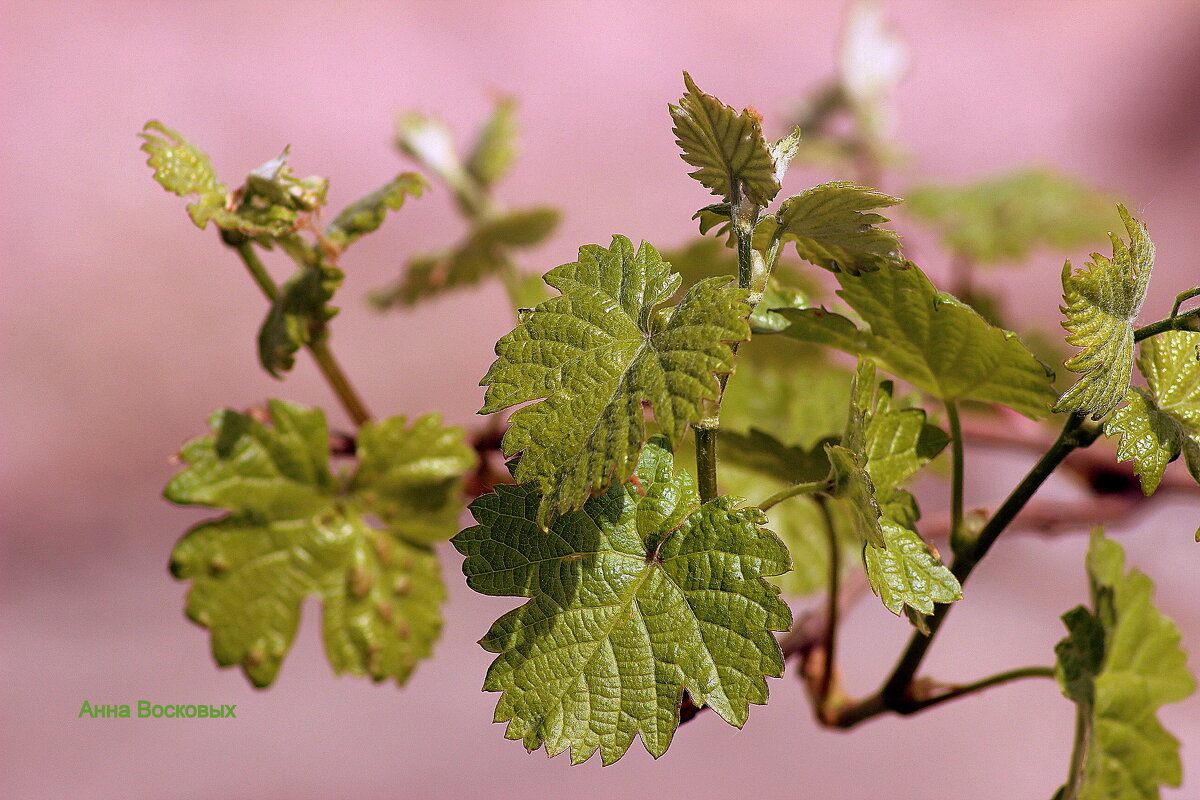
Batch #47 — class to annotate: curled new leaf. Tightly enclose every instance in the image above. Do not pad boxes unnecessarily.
[452,438,791,764]
[480,235,750,523]
[165,400,474,687]
[1055,206,1154,418]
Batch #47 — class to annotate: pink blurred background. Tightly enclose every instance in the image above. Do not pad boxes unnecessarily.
[5,1,1200,797]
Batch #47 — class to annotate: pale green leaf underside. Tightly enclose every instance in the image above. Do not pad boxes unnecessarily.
[1055,206,1154,418]
[1054,530,1195,800]
[1104,331,1200,494]
[756,182,902,274]
[165,401,474,687]
[806,263,1056,418]
[670,72,780,205]
[481,235,749,523]
[453,439,791,764]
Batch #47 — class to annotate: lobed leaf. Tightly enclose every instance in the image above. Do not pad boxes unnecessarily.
[452,438,791,764]
[670,73,781,206]
[166,401,474,687]
[257,258,343,377]
[480,235,749,523]
[1053,530,1195,800]
[755,182,903,274]
[780,263,1056,418]
[1055,206,1154,418]
[140,121,228,228]
[1103,331,1200,493]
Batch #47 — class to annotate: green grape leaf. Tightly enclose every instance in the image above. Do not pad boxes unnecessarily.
[1104,331,1200,493]
[906,169,1120,265]
[719,428,832,485]
[466,96,519,189]
[1053,530,1195,800]
[481,235,750,523]
[806,262,1056,418]
[1055,206,1154,418]
[257,258,343,377]
[324,173,427,251]
[776,307,867,354]
[722,334,854,451]
[370,207,559,309]
[755,182,903,275]
[140,121,228,229]
[670,72,781,206]
[165,400,474,687]
[452,438,791,764]
[720,459,859,597]
[831,363,959,621]
[863,520,961,619]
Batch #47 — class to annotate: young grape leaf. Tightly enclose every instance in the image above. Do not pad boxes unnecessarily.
[754,182,903,274]
[1053,530,1194,800]
[1055,206,1154,418]
[830,363,959,622]
[142,122,329,240]
[1104,331,1200,494]
[480,235,750,523]
[165,400,474,687]
[452,438,791,764]
[324,173,427,251]
[140,121,228,229]
[906,169,1119,265]
[864,520,961,618]
[466,96,519,189]
[718,427,833,486]
[370,207,559,309]
[780,263,1056,418]
[670,72,781,206]
[257,257,343,377]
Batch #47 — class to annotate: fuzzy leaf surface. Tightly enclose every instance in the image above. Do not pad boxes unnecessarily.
[452,439,791,764]
[1055,206,1154,418]
[755,182,902,274]
[670,73,780,205]
[1104,331,1200,493]
[1053,530,1194,800]
[165,401,474,687]
[481,235,749,523]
